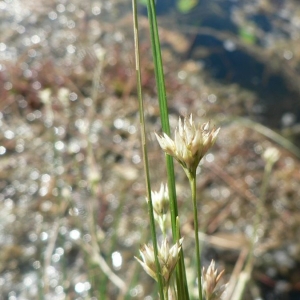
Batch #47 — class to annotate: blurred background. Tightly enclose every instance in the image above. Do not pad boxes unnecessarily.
[1,0,300,299]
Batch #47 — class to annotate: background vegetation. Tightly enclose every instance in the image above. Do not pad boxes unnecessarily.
[1,0,300,299]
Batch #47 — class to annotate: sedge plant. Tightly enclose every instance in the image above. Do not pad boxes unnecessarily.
[132,0,226,299]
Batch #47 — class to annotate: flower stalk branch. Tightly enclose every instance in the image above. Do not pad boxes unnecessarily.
[189,173,203,300]
[156,115,220,300]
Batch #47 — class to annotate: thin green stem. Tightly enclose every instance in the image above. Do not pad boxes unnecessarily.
[145,1,189,298]
[132,1,165,299]
[163,286,169,300]
[146,0,169,132]
[160,216,167,238]
[189,172,203,300]
[168,156,189,300]
[175,217,189,300]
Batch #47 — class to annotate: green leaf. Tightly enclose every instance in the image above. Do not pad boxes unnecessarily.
[176,0,198,14]
[239,27,256,45]
[138,0,147,5]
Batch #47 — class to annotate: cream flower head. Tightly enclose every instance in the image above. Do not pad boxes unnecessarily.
[148,183,169,217]
[147,184,169,234]
[202,260,226,300]
[262,147,280,166]
[135,238,183,286]
[155,115,220,175]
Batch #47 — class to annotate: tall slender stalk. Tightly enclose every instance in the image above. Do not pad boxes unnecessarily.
[145,1,189,298]
[132,1,165,298]
[187,172,203,300]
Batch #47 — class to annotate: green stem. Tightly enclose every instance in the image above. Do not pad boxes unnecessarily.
[145,0,189,298]
[167,157,189,300]
[189,172,203,300]
[132,1,165,299]
[163,286,169,300]
[160,216,167,238]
